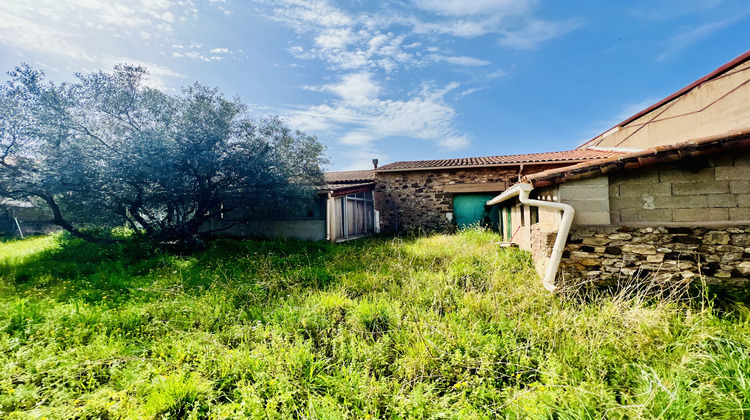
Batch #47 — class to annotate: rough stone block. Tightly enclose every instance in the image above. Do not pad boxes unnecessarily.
[622,244,657,255]
[736,261,750,276]
[673,181,729,196]
[571,251,598,259]
[721,252,744,262]
[647,254,665,263]
[608,233,632,240]
[703,231,730,245]
[582,237,611,246]
[716,165,750,181]
[673,208,728,222]
[632,234,662,244]
[732,234,750,246]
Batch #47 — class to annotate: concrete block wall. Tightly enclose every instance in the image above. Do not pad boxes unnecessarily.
[610,152,750,224]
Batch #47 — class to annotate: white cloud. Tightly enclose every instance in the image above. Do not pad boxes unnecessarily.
[657,13,749,60]
[429,54,490,66]
[0,0,186,81]
[497,18,583,50]
[289,74,469,151]
[412,0,533,17]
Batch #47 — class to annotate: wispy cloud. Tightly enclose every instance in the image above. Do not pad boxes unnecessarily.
[497,18,583,50]
[0,0,242,83]
[657,13,749,60]
[289,73,469,151]
[0,0,186,76]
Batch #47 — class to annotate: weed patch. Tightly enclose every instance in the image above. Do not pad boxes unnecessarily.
[0,230,748,418]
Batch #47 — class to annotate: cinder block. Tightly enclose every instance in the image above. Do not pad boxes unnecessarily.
[673,208,729,222]
[732,154,750,166]
[574,212,611,225]
[619,208,672,223]
[653,195,707,209]
[612,170,659,184]
[710,155,734,167]
[716,166,750,181]
[560,187,608,201]
[617,182,671,197]
[708,194,738,208]
[672,181,729,196]
[729,207,750,221]
[736,194,750,208]
[609,183,620,197]
[731,181,750,194]
[659,167,715,183]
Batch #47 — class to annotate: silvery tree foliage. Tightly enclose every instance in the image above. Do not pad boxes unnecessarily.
[0,64,326,244]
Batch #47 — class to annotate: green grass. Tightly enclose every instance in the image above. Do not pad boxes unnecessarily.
[0,229,748,419]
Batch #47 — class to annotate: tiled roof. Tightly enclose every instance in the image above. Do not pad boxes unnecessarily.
[375,149,625,172]
[525,128,750,188]
[324,170,375,183]
[326,181,375,191]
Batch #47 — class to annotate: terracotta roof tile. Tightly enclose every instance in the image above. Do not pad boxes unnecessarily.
[324,170,375,183]
[524,128,750,187]
[375,149,624,172]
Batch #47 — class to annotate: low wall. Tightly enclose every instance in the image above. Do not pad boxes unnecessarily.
[532,225,750,293]
[205,219,326,241]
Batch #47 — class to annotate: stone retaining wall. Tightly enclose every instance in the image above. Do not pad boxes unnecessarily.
[541,225,750,292]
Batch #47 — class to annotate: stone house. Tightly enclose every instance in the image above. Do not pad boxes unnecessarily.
[487,49,750,293]
[372,150,621,233]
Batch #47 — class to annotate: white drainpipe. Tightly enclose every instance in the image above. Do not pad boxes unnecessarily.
[487,183,575,292]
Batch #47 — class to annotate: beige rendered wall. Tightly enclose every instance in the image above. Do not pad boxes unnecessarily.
[585,61,750,150]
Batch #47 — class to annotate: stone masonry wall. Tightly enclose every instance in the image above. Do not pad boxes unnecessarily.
[374,167,515,232]
[374,164,566,232]
[545,225,750,293]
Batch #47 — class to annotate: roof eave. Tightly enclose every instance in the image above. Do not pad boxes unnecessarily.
[374,158,601,173]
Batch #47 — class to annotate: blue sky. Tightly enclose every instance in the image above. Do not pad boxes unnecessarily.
[1,1,749,170]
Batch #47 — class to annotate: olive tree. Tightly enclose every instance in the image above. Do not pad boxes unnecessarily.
[0,64,327,244]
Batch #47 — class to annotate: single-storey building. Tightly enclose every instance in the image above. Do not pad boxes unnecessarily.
[372,150,622,233]
[0,198,55,237]
[487,49,750,293]
[203,170,377,242]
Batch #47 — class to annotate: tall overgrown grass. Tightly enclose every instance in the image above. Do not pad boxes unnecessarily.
[0,229,748,419]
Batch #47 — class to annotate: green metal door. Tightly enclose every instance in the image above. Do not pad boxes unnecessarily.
[453,194,500,231]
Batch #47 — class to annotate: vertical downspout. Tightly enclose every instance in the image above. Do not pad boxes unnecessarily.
[326,191,334,243]
[487,183,575,292]
[516,184,574,292]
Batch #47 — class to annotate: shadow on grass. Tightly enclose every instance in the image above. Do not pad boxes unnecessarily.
[0,234,354,306]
